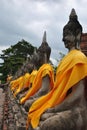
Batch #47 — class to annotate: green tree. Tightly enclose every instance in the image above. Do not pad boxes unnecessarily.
[0,39,36,82]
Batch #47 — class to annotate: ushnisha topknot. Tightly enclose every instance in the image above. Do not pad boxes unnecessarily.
[69,8,77,20]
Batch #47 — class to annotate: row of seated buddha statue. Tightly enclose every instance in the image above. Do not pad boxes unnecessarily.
[9,8,87,130]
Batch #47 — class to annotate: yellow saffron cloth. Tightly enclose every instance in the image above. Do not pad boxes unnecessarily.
[20,64,54,104]
[14,73,31,96]
[29,70,38,84]
[13,75,24,96]
[20,70,38,104]
[14,70,37,97]
[21,73,30,89]
[27,50,87,129]
[10,76,23,91]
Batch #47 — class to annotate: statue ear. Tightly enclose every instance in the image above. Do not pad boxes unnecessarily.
[75,33,81,49]
[76,33,81,42]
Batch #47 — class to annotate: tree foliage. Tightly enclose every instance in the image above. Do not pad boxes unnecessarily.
[0,39,36,82]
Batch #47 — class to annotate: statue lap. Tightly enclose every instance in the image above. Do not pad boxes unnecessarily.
[39,79,87,130]
[40,107,87,130]
[28,79,87,130]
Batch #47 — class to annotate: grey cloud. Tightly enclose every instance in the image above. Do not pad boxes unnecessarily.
[0,0,87,61]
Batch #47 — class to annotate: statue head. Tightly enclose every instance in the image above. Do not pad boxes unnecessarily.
[37,31,51,65]
[62,8,83,50]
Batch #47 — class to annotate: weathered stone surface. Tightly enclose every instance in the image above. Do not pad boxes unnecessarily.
[40,108,87,130]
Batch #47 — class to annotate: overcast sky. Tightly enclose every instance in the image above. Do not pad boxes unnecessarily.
[0,0,87,64]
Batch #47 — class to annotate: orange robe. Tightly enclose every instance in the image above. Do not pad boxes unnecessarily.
[10,76,23,91]
[22,73,30,89]
[28,70,38,85]
[13,75,24,96]
[27,49,87,129]
[13,73,31,96]
[20,64,54,104]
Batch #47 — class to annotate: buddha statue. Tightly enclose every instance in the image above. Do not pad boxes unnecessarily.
[27,9,87,130]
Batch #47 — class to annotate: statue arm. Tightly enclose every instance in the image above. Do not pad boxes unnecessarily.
[48,79,85,113]
[33,75,50,98]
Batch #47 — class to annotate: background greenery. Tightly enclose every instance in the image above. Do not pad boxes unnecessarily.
[0,39,36,82]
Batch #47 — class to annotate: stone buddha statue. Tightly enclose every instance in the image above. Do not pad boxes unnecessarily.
[28,9,87,130]
[39,8,87,130]
[19,32,52,112]
[31,31,51,69]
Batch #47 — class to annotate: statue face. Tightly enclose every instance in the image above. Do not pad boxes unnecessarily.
[62,29,75,49]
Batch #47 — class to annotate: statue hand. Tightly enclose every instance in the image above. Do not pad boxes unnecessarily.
[46,108,55,113]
